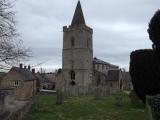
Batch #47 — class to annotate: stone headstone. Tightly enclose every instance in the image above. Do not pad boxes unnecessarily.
[95,87,103,100]
[129,90,140,105]
[0,91,5,112]
[146,95,160,120]
[114,96,123,107]
[56,89,64,105]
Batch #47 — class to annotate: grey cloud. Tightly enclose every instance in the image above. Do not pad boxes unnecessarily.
[13,0,160,72]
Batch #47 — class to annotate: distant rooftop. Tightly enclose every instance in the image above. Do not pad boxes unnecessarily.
[10,67,36,81]
[93,57,119,68]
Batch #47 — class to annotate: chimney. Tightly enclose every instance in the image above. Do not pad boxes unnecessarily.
[32,69,35,74]
[28,65,31,71]
[19,64,23,69]
[24,66,27,69]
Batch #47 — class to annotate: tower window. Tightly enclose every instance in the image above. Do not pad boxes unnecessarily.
[70,81,76,86]
[71,37,75,47]
[87,39,89,48]
[70,70,75,80]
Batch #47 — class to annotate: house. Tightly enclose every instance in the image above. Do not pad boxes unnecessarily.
[36,72,55,90]
[121,72,133,91]
[1,64,37,100]
[45,72,56,89]
[106,70,121,94]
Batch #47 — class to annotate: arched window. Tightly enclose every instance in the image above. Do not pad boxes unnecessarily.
[87,39,89,48]
[71,37,75,47]
[70,70,75,80]
[97,75,101,86]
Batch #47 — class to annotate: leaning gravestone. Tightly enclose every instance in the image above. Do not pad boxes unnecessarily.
[0,91,5,112]
[56,89,64,105]
[95,87,103,100]
[146,95,160,120]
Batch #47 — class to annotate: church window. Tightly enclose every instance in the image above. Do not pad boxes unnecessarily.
[97,64,99,70]
[110,83,113,87]
[97,75,101,86]
[70,81,76,86]
[87,38,89,48]
[71,37,75,47]
[102,65,104,70]
[70,70,75,80]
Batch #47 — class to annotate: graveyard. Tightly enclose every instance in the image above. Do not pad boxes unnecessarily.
[23,92,149,120]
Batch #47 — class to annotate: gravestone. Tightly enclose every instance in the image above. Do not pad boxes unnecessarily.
[146,95,160,120]
[95,87,103,100]
[56,89,64,105]
[129,90,140,105]
[0,91,5,112]
[114,96,123,107]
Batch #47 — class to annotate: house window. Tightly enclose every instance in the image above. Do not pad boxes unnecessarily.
[71,37,75,47]
[13,80,20,87]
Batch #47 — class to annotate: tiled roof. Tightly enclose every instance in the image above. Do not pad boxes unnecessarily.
[93,57,119,68]
[11,67,36,81]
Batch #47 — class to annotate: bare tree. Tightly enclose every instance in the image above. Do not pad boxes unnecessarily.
[0,0,31,70]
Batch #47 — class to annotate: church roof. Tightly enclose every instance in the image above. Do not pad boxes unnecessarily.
[71,1,86,26]
[93,57,119,68]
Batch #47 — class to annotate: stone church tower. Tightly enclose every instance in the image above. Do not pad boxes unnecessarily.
[62,1,93,89]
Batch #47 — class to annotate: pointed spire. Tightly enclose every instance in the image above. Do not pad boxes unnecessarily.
[71,1,86,26]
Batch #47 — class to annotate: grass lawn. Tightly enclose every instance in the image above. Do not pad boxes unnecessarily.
[24,92,149,120]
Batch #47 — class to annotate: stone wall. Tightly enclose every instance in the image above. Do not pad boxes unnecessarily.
[65,85,110,96]
[0,98,35,120]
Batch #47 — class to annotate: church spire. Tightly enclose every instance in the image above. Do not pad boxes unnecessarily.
[71,1,86,26]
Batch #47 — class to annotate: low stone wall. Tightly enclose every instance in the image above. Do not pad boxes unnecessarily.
[65,86,110,96]
[39,89,56,95]
[0,98,35,120]
[146,95,160,120]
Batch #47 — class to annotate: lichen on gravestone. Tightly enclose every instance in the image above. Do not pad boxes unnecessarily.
[150,95,160,120]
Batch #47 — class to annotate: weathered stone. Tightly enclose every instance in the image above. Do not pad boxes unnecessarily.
[146,95,160,120]
[0,91,5,112]
[114,96,123,107]
[129,90,140,105]
[95,87,103,100]
[56,89,64,105]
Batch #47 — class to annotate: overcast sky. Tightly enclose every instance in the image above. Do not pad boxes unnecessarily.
[13,0,159,72]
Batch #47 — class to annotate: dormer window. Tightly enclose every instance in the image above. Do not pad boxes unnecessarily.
[71,37,75,47]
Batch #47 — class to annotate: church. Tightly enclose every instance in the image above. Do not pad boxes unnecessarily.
[56,1,130,93]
